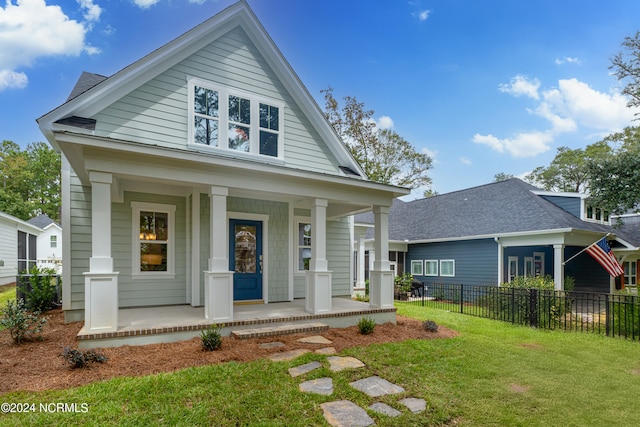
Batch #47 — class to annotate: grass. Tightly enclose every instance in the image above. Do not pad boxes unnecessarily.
[1,303,640,426]
[0,284,15,307]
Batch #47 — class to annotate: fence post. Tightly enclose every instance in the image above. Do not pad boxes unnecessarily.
[529,288,538,327]
[510,287,515,324]
[460,284,464,314]
[421,282,425,307]
[605,293,610,337]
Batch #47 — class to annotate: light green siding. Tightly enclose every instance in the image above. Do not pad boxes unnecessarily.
[68,173,90,311]
[92,26,340,175]
[113,192,187,307]
[327,218,352,296]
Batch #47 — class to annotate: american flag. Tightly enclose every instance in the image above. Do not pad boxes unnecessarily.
[585,237,624,277]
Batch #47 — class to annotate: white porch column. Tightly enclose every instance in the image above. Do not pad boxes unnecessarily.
[204,186,233,322]
[369,205,394,308]
[306,198,332,314]
[553,244,565,290]
[83,171,118,333]
[354,228,367,295]
[496,238,504,285]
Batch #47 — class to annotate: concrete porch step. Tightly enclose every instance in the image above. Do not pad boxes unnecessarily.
[231,322,329,339]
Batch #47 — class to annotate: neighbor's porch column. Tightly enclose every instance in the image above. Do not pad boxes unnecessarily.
[369,205,394,308]
[83,171,118,333]
[553,244,565,290]
[496,238,504,285]
[306,198,332,314]
[204,186,233,322]
[354,227,368,296]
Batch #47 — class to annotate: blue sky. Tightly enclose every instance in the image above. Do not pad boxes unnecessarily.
[1,0,639,196]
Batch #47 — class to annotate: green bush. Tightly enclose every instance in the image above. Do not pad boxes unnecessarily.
[394,273,414,293]
[201,324,223,351]
[61,347,108,369]
[357,316,376,335]
[18,266,59,313]
[0,299,47,344]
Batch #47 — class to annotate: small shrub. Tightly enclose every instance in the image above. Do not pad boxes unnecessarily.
[201,324,222,351]
[423,320,439,333]
[18,266,59,313]
[61,347,108,369]
[0,299,47,344]
[357,317,376,335]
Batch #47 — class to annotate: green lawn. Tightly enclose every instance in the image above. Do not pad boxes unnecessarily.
[1,303,639,426]
[0,284,15,307]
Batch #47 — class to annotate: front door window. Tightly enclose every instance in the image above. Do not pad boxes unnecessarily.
[230,219,263,301]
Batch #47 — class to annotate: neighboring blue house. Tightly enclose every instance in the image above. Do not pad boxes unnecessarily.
[355,178,640,293]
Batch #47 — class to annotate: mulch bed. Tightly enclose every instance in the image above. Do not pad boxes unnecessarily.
[0,308,458,395]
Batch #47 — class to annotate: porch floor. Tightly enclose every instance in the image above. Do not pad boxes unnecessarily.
[77,297,397,348]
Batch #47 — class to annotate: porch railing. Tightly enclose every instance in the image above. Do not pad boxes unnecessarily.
[397,282,640,341]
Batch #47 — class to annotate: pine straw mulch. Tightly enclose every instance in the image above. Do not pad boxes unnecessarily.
[0,308,458,395]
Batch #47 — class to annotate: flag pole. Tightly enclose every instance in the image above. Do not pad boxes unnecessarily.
[562,233,611,266]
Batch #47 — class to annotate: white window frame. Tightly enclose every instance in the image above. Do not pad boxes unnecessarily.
[411,260,423,276]
[187,77,284,161]
[440,259,455,277]
[508,256,519,282]
[524,257,533,277]
[425,260,438,276]
[296,220,312,273]
[131,201,176,278]
[624,260,637,286]
[50,235,57,249]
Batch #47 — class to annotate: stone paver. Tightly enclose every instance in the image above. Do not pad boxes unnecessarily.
[327,356,365,372]
[321,400,375,427]
[297,335,333,345]
[258,341,285,349]
[349,376,405,397]
[268,349,310,362]
[299,377,333,395]
[399,397,426,413]
[288,361,322,377]
[369,402,402,417]
[315,347,337,355]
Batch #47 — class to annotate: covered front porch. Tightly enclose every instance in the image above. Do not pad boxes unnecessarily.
[77,297,397,348]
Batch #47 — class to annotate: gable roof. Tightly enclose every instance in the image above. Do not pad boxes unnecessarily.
[37,0,365,178]
[0,211,42,234]
[356,178,613,241]
[27,213,61,230]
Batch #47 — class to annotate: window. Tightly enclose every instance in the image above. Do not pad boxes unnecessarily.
[50,235,57,249]
[298,222,311,271]
[411,260,423,276]
[524,257,534,277]
[425,260,438,276]
[625,261,637,286]
[132,202,175,276]
[17,231,37,274]
[508,256,518,282]
[585,204,610,224]
[189,79,283,159]
[440,260,455,277]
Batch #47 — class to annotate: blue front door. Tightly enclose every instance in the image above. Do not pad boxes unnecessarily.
[229,219,263,301]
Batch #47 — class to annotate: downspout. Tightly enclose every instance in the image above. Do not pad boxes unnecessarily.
[495,237,503,286]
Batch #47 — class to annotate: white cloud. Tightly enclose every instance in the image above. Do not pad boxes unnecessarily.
[459,156,472,165]
[78,0,102,23]
[418,10,431,21]
[555,56,582,65]
[498,75,540,100]
[475,74,640,158]
[0,0,98,91]
[472,131,553,158]
[376,115,394,130]
[132,0,161,8]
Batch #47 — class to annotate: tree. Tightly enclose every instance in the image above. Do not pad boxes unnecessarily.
[524,142,611,193]
[321,87,432,190]
[610,31,640,114]
[0,141,60,221]
[493,172,514,182]
[587,125,640,214]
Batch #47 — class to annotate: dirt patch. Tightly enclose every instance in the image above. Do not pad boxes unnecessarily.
[518,343,543,349]
[631,369,640,376]
[509,384,530,393]
[0,309,458,395]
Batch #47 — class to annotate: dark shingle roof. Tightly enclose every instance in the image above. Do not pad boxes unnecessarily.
[356,178,612,241]
[66,71,108,102]
[27,213,60,229]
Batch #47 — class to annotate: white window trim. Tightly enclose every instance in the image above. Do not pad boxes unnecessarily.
[424,260,438,276]
[508,256,518,282]
[524,257,533,277]
[187,77,285,161]
[131,201,176,279]
[440,259,455,277]
[295,218,312,274]
[411,260,423,276]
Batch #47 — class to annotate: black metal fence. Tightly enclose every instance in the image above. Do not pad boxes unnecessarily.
[397,282,640,341]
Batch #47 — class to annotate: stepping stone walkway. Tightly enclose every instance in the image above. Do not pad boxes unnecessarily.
[258,341,286,349]
[263,334,427,425]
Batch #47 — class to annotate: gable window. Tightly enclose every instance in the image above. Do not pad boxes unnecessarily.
[585,204,610,224]
[189,78,283,159]
[425,260,438,276]
[50,235,57,249]
[297,222,311,271]
[440,260,455,277]
[132,202,175,277]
